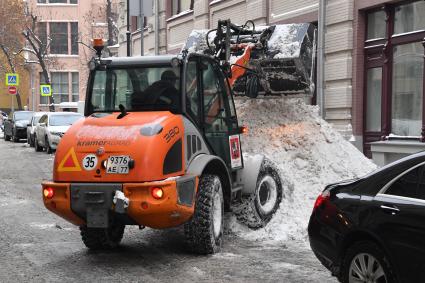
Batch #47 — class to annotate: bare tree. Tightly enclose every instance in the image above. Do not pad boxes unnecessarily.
[22,11,57,112]
[0,0,26,110]
[107,0,118,48]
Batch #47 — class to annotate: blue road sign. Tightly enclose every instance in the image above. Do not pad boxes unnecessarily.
[40,85,52,97]
[6,73,19,86]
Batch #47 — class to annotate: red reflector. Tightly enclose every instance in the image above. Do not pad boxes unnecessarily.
[151,187,164,199]
[43,187,54,199]
[313,191,330,211]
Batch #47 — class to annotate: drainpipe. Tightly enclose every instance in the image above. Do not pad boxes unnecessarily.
[155,0,159,55]
[317,0,326,118]
[126,0,131,56]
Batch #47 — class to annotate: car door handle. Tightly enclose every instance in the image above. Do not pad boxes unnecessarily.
[380,205,400,213]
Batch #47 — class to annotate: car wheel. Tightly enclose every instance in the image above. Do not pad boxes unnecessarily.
[184,174,224,254]
[12,129,19,142]
[34,135,43,152]
[29,134,35,147]
[234,158,283,229]
[45,136,53,154]
[340,241,396,283]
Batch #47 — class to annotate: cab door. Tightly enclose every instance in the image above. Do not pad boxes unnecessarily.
[200,57,242,170]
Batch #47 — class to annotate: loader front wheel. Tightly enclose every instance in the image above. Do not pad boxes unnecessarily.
[80,224,125,250]
[235,159,283,229]
[184,174,224,254]
[246,74,259,98]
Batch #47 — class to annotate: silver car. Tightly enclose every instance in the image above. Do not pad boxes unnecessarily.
[27,112,47,147]
[34,112,83,153]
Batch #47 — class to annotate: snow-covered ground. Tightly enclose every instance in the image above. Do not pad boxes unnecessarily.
[230,97,377,243]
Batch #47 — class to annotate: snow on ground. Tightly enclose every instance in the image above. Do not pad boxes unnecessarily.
[230,97,377,243]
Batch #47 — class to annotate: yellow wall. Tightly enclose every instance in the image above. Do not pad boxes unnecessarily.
[0,54,30,114]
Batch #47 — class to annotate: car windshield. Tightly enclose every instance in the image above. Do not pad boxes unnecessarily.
[49,115,82,126]
[33,115,43,125]
[89,65,181,113]
[14,112,33,121]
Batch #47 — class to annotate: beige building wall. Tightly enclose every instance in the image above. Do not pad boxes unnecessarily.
[118,0,356,139]
[323,0,354,137]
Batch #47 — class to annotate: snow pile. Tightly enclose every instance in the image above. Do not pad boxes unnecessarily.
[230,97,377,243]
[184,30,216,54]
[267,24,303,58]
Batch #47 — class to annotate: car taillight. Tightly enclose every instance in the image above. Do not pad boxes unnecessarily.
[43,187,54,199]
[151,187,164,199]
[313,190,330,211]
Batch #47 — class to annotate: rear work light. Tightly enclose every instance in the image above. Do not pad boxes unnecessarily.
[151,187,164,200]
[43,187,54,199]
[313,190,330,211]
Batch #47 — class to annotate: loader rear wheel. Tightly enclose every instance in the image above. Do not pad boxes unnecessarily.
[235,159,283,229]
[80,224,125,250]
[184,174,224,254]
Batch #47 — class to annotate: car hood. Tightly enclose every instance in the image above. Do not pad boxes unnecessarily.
[15,120,30,127]
[48,126,70,134]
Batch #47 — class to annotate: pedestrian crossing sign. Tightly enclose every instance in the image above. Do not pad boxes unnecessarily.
[6,73,19,86]
[40,84,52,97]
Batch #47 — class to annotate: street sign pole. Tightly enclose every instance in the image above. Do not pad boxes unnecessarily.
[11,92,14,113]
[6,73,19,113]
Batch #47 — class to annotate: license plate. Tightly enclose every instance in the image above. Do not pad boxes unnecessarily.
[106,155,130,174]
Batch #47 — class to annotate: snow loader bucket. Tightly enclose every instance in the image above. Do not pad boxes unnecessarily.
[183,21,317,98]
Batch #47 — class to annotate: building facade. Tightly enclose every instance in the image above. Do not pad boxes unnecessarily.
[26,0,119,111]
[119,0,425,161]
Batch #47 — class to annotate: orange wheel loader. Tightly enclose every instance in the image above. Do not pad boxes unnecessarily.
[41,21,291,254]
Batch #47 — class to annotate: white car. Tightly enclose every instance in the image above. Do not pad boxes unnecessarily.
[34,112,83,153]
[27,112,47,147]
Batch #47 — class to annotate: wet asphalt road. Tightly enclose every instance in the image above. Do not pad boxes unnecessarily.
[0,135,336,283]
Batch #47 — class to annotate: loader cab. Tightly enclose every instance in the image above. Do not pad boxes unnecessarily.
[85,54,242,170]
[184,54,242,170]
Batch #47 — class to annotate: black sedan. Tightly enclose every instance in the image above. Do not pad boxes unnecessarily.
[308,151,425,283]
[3,111,34,142]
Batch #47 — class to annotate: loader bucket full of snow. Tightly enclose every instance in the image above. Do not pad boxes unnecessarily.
[184,23,317,97]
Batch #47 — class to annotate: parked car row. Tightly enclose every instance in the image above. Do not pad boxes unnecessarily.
[2,110,83,153]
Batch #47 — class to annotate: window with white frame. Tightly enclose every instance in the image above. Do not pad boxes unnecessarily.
[51,73,69,103]
[72,72,79,102]
[171,0,193,15]
[41,22,78,55]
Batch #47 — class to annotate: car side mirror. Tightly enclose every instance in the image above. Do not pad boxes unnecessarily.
[27,123,31,127]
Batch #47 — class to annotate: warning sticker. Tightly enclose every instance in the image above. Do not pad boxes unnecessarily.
[58,147,82,172]
[229,135,242,169]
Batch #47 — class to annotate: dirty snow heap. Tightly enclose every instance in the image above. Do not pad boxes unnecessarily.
[231,97,377,243]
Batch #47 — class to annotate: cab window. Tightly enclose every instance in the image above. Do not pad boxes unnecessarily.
[202,60,229,133]
[186,59,200,125]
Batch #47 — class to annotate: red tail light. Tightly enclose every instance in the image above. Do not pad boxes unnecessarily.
[313,190,330,211]
[43,187,54,199]
[151,187,164,199]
